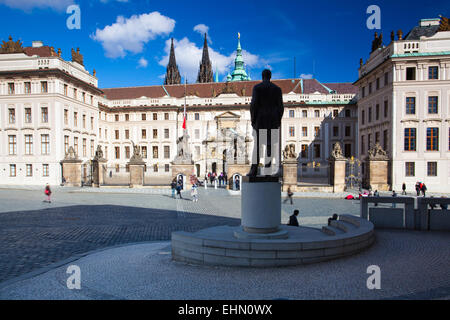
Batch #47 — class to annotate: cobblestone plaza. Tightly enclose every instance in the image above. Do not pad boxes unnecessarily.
[0,187,449,300]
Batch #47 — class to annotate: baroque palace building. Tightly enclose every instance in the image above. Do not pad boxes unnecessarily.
[1,17,449,192]
[356,17,450,192]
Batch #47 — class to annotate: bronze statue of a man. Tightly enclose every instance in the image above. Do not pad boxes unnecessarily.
[248,69,284,177]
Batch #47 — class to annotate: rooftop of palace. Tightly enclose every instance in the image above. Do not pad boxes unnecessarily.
[358,17,450,80]
[101,79,357,101]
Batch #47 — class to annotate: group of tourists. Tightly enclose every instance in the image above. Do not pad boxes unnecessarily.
[170,177,184,199]
[205,172,228,187]
[170,175,201,202]
[414,182,428,197]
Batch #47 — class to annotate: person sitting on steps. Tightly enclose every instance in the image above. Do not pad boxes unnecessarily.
[288,210,300,227]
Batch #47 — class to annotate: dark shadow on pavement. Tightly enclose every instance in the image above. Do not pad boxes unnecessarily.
[0,205,240,284]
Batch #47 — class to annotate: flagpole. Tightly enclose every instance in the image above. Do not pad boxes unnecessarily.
[184,75,187,119]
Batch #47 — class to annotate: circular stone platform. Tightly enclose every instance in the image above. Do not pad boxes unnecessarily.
[171,215,375,267]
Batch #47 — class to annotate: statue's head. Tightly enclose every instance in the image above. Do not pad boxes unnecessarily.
[262,69,272,81]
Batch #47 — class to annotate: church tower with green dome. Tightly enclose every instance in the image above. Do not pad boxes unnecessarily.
[229,33,249,82]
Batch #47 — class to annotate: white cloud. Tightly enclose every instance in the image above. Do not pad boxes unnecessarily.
[299,73,313,79]
[0,0,74,11]
[138,57,148,68]
[193,24,209,35]
[159,37,264,83]
[193,24,212,44]
[91,12,175,58]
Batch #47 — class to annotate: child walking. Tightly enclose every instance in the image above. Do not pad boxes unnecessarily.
[191,184,199,202]
[44,184,52,203]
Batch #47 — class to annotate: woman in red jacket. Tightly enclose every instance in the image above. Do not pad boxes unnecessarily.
[44,184,52,203]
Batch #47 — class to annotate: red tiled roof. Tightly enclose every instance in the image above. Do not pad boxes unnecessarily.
[23,46,57,58]
[102,79,356,100]
[325,83,359,94]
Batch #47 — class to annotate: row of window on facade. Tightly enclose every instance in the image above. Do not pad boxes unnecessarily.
[361,96,442,126]
[405,162,439,178]
[405,66,439,81]
[6,107,96,130]
[6,81,94,105]
[298,143,353,159]
[361,66,440,98]
[7,134,97,158]
[361,72,390,98]
[361,127,450,154]
[7,107,49,124]
[113,112,173,122]
[107,128,172,140]
[361,130,389,155]
[110,109,353,123]
[361,100,389,125]
[8,134,51,155]
[403,128,450,152]
[112,145,171,160]
[404,96,440,115]
[287,108,352,119]
[8,164,50,177]
[64,109,95,130]
[288,125,353,138]
[110,163,171,173]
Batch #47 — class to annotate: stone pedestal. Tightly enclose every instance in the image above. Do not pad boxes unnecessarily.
[282,160,298,192]
[129,160,145,188]
[237,176,288,239]
[227,163,250,190]
[61,160,82,187]
[329,159,346,193]
[366,160,390,191]
[92,159,106,188]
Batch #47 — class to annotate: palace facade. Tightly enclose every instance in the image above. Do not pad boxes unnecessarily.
[1,17,449,192]
[356,17,450,192]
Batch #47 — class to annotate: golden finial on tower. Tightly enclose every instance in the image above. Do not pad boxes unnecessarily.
[238,32,240,39]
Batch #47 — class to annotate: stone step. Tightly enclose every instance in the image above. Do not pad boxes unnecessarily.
[339,214,361,227]
[321,225,344,236]
[329,220,356,233]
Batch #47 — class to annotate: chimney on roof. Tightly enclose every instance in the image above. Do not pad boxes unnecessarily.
[32,41,43,48]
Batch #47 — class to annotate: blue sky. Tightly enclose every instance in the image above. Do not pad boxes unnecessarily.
[0,0,448,88]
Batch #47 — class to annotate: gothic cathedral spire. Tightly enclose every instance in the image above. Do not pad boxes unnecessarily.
[197,33,214,83]
[164,38,181,85]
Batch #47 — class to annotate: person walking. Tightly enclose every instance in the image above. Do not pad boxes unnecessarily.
[44,184,52,203]
[288,210,300,227]
[374,190,380,206]
[235,176,240,191]
[191,184,199,202]
[170,180,176,199]
[283,187,294,205]
[415,182,421,196]
[176,182,183,199]
[421,183,427,197]
[402,183,407,195]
